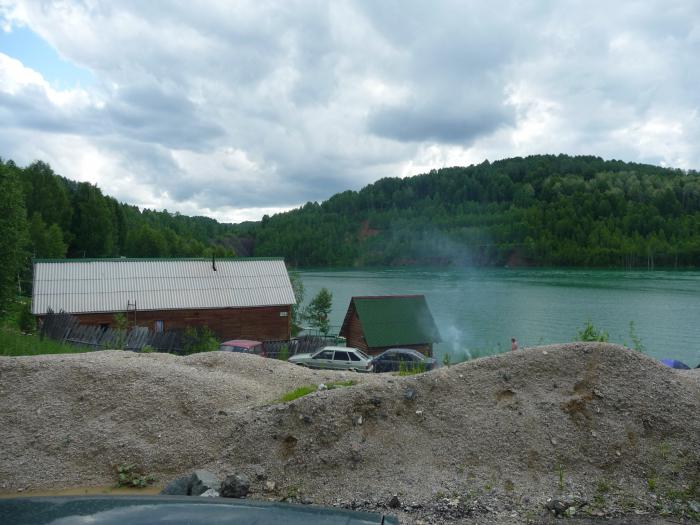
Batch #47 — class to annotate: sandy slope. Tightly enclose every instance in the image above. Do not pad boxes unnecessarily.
[1,344,698,524]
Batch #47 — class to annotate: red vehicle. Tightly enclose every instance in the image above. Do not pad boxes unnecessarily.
[219,339,264,355]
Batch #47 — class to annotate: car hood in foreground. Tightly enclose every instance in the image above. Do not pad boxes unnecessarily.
[0,496,398,525]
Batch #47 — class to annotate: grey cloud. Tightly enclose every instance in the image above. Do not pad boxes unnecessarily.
[2,0,700,220]
[368,103,513,144]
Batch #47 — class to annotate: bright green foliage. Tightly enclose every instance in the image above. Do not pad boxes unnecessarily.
[182,326,219,354]
[29,213,67,258]
[278,385,317,402]
[576,321,609,342]
[304,288,333,335]
[442,353,451,367]
[0,160,29,310]
[0,330,87,356]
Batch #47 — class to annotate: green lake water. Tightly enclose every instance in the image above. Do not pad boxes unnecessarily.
[298,267,700,366]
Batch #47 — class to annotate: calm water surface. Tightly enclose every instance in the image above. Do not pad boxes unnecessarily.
[298,267,700,366]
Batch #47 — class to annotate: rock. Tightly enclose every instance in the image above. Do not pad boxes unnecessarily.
[550,437,558,445]
[253,465,267,480]
[370,397,382,407]
[220,473,250,498]
[160,475,192,495]
[415,410,423,415]
[301,496,313,505]
[545,498,570,516]
[317,383,327,391]
[265,480,277,492]
[200,488,220,497]
[404,388,417,401]
[299,414,312,424]
[190,470,221,496]
[388,494,400,508]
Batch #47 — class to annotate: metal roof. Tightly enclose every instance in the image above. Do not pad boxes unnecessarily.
[339,295,442,348]
[31,258,296,315]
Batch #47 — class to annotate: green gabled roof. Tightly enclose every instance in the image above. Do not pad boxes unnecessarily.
[345,295,441,348]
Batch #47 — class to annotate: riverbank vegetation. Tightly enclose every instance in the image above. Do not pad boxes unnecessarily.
[3,154,700,314]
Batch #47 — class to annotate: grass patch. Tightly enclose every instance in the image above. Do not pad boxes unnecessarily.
[0,329,88,357]
[278,380,357,403]
[278,385,317,402]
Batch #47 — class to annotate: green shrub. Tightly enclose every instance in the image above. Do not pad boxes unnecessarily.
[182,326,219,354]
[115,463,155,488]
[628,321,645,352]
[576,321,609,342]
[278,344,289,361]
[17,302,35,333]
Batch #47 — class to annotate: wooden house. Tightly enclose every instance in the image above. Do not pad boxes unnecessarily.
[31,257,295,342]
[339,295,441,356]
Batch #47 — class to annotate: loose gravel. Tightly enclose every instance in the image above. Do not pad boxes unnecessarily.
[1,343,698,524]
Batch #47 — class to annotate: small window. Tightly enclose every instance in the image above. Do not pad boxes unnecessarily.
[316,350,334,360]
[154,320,164,333]
[333,351,349,361]
[348,353,361,362]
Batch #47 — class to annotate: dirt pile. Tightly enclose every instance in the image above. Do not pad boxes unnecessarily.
[1,344,698,524]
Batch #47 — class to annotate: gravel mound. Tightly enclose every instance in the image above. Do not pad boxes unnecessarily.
[1,344,698,524]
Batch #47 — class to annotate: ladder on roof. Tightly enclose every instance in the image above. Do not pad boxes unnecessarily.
[127,300,137,327]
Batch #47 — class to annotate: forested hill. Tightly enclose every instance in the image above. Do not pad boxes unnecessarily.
[0,159,239,261]
[252,155,700,268]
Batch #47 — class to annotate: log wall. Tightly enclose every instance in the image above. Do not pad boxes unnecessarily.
[39,305,292,342]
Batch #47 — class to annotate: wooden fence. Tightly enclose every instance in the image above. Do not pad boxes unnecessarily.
[40,310,337,357]
[40,310,185,353]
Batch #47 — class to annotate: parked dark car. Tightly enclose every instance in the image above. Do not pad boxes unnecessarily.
[371,348,436,373]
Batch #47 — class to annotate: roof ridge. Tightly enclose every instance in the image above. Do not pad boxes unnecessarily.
[33,257,285,263]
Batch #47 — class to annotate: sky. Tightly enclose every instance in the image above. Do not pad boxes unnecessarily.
[1,1,699,223]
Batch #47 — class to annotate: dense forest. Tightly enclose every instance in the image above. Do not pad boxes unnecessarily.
[253,155,700,268]
[2,153,700,309]
[0,158,237,308]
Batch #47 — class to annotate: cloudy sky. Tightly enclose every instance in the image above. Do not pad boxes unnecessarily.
[1,1,699,222]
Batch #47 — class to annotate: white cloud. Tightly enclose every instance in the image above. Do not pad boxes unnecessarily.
[0,0,699,222]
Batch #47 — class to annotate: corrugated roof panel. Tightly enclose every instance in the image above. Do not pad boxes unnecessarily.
[32,258,295,314]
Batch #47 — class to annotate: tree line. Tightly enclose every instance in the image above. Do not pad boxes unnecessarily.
[3,153,700,311]
[253,154,700,268]
[0,158,236,309]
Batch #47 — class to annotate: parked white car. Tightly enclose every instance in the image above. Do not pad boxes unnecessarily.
[288,346,373,372]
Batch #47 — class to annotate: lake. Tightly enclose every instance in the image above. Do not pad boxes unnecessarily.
[298,267,700,366]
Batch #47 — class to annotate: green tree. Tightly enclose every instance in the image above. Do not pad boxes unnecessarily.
[0,161,29,308]
[28,213,67,258]
[304,287,333,335]
[70,182,115,257]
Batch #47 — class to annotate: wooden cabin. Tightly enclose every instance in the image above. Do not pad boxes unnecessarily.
[31,257,295,342]
[339,295,441,356]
